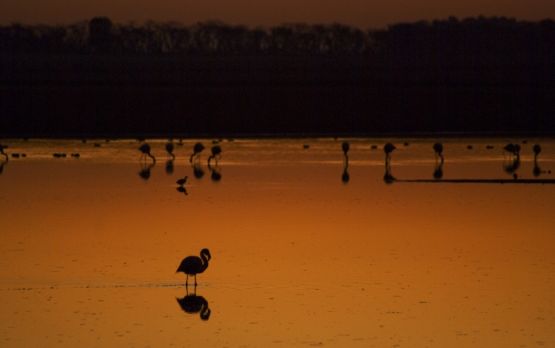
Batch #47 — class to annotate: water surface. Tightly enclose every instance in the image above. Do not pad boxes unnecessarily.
[1,138,554,347]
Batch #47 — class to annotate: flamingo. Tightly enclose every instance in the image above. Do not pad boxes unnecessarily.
[533,144,541,160]
[177,248,211,286]
[342,142,350,156]
[189,142,205,163]
[165,141,175,160]
[208,145,222,166]
[0,144,8,161]
[433,142,444,163]
[139,143,156,163]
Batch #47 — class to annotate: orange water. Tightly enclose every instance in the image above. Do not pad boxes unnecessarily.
[1,138,554,347]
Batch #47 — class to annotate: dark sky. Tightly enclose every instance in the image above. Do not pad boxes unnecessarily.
[1,0,555,28]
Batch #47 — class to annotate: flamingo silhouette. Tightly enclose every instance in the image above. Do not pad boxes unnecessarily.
[139,143,156,163]
[0,144,9,162]
[177,248,211,286]
[208,145,222,166]
[533,144,542,177]
[383,143,396,184]
[176,288,211,321]
[165,141,175,160]
[433,143,444,164]
[341,142,350,183]
[189,142,205,163]
[342,142,350,156]
[138,162,155,181]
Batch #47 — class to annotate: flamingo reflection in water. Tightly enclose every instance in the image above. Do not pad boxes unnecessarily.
[503,143,521,179]
[176,287,211,321]
[341,142,350,183]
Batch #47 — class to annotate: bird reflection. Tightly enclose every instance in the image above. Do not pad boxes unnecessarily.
[433,161,444,180]
[165,160,175,175]
[138,162,155,181]
[208,162,222,182]
[341,142,350,183]
[193,161,205,179]
[176,287,211,321]
[176,186,188,196]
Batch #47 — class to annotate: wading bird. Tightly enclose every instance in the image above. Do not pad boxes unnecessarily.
[177,248,211,287]
[0,144,8,161]
[166,141,175,160]
[189,142,205,163]
[139,143,156,163]
[208,145,222,166]
[176,176,188,186]
[433,143,444,163]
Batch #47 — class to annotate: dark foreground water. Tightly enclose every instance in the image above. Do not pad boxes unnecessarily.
[1,138,554,347]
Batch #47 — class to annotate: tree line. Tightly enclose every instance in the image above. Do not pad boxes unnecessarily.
[1,16,554,62]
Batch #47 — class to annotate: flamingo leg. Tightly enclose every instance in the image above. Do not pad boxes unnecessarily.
[185,274,189,287]
[194,274,197,286]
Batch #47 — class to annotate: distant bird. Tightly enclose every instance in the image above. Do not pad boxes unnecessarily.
[533,144,541,160]
[139,143,156,163]
[11,153,20,159]
[176,176,188,186]
[341,142,350,156]
[0,144,8,161]
[467,145,473,150]
[384,143,396,163]
[504,143,521,158]
[433,143,444,163]
[533,144,542,177]
[177,248,211,286]
[370,145,378,150]
[165,141,175,160]
[208,145,222,166]
[486,145,494,150]
[303,144,310,149]
[176,292,210,320]
[71,153,80,158]
[189,142,205,163]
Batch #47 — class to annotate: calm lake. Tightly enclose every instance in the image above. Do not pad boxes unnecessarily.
[1,138,554,347]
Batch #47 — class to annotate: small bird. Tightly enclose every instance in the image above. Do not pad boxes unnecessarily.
[189,142,205,163]
[139,143,156,163]
[177,248,211,286]
[384,143,396,158]
[208,145,222,165]
[176,176,188,186]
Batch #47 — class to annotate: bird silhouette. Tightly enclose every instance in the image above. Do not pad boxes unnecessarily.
[176,186,188,195]
[342,142,350,156]
[533,144,542,177]
[433,143,444,164]
[165,141,175,160]
[189,142,205,163]
[176,176,188,186]
[383,143,396,184]
[208,145,222,166]
[0,144,8,161]
[176,288,211,320]
[177,248,211,286]
[139,143,156,163]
